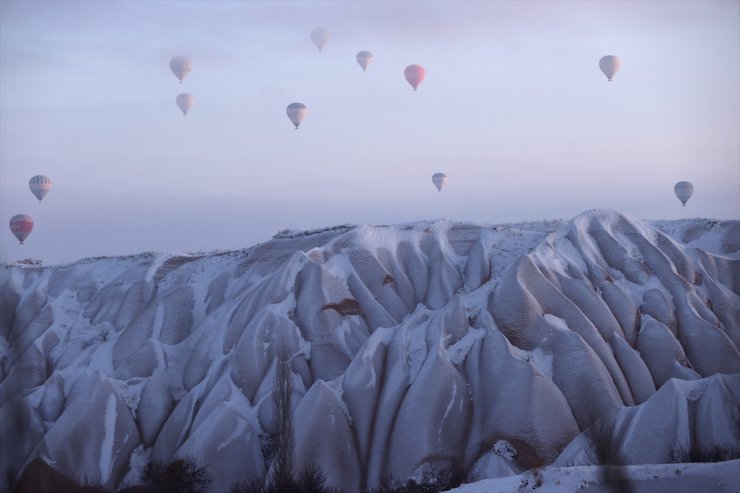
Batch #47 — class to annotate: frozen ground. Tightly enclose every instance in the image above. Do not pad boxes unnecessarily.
[446,459,740,493]
[1,210,738,492]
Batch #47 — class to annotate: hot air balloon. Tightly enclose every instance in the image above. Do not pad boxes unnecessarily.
[10,214,33,244]
[176,93,195,116]
[311,28,330,52]
[286,103,307,129]
[599,55,621,81]
[404,64,425,91]
[432,173,447,192]
[29,175,51,203]
[674,181,694,206]
[356,51,374,72]
[170,56,192,83]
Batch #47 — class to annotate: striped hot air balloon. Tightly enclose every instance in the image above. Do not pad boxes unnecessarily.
[170,56,192,83]
[674,181,694,206]
[10,214,33,244]
[29,175,52,202]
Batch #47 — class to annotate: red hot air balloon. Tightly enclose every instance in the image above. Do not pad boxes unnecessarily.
[404,64,426,91]
[10,214,33,244]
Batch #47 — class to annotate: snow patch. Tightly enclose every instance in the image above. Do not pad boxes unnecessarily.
[447,328,486,365]
[493,440,518,461]
[111,378,146,419]
[120,445,151,488]
[527,347,554,379]
[543,313,570,332]
[99,394,117,483]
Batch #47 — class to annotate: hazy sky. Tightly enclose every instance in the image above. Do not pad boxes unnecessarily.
[1,0,738,265]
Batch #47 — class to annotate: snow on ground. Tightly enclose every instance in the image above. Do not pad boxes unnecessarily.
[1,210,738,492]
[446,460,740,493]
[651,218,739,255]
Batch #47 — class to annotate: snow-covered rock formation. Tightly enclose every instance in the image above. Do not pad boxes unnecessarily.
[1,210,738,492]
[553,373,740,467]
[450,373,740,493]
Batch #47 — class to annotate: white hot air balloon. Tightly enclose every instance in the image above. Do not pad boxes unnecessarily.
[599,55,621,81]
[286,102,308,129]
[356,51,374,72]
[170,56,192,83]
[310,28,330,52]
[29,175,52,202]
[176,93,195,116]
[432,172,447,192]
[674,181,694,206]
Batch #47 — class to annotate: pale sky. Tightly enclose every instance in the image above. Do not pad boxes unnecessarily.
[1,0,738,265]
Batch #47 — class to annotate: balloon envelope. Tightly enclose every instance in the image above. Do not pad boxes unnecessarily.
[599,55,621,81]
[311,28,330,52]
[10,214,33,244]
[674,181,694,206]
[176,93,195,116]
[286,102,307,129]
[404,64,426,90]
[356,51,374,72]
[29,175,52,202]
[169,56,192,83]
[432,172,447,192]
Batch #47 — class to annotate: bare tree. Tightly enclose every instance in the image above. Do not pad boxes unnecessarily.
[585,416,632,493]
[269,348,294,490]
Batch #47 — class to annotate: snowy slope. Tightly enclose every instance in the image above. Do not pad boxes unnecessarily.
[455,373,740,492]
[1,210,738,492]
[446,373,740,493]
[553,373,740,468]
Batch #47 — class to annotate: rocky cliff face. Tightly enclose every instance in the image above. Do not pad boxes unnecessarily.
[1,210,738,492]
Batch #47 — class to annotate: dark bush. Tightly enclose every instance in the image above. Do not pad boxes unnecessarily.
[367,467,464,493]
[229,464,341,493]
[139,457,212,493]
[14,258,43,266]
[12,458,109,493]
[116,486,151,493]
[669,444,740,463]
[584,417,621,466]
[294,466,342,493]
[228,479,264,493]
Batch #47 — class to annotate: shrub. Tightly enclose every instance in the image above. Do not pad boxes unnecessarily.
[367,467,464,493]
[294,466,342,493]
[229,465,341,493]
[139,457,212,493]
[11,458,109,493]
[584,417,620,466]
[14,258,43,266]
[668,444,740,463]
